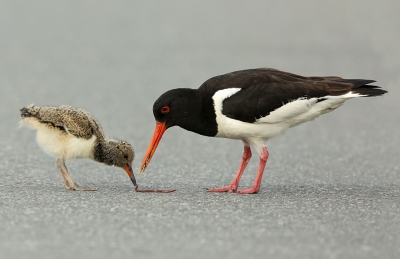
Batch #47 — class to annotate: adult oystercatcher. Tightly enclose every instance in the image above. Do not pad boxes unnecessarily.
[20,104,174,193]
[140,68,387,194]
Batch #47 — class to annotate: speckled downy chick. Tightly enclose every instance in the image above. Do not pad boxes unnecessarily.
[20,104,136,191]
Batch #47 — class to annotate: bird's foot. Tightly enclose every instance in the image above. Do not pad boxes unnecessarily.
[237,186,259,194]
[207,185,238,193]
[64,182,98,191]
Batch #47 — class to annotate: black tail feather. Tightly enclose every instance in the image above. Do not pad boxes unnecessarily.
[337,79,388,97]
[20,104,38,118]
[20,107,32,118]
[342,79,376,89]
[352,87,387,97]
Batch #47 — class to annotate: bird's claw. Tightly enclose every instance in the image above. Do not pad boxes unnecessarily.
[237,187,259,194]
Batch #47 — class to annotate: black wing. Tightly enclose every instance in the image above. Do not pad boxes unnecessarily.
[198,68,380,123]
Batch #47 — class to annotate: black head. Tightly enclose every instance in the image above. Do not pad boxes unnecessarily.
[152,88,199,129]
[140,88,201,173]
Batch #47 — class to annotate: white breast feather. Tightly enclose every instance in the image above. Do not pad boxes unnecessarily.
[213,88,286,141]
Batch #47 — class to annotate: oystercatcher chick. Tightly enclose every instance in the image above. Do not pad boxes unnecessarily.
[140,68,387,194]
[20,104,174,193]
[19,104,136,191]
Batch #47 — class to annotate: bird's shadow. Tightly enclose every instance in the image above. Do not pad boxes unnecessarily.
[257,183,400,200]
[11,181,400,202]
[201,183,400,199]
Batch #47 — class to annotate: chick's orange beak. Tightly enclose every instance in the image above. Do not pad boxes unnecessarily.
[140,121,167,173]
[123,164,137,186]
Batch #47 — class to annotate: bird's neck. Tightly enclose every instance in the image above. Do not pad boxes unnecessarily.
[176,90,218,137]
[93,140,114,165]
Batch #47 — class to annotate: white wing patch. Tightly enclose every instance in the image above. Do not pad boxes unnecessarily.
[257,91,363,127]
[211,89,363,143]
[256,97,318,124]
[323,92,366,99]
[212,88,241,115]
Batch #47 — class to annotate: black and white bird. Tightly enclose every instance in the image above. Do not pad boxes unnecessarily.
[140,68,387,194]
[20,104,175,193]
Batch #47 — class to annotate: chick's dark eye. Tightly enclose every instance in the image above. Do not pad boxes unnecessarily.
[161,106,170,114]
[124,155,128,159]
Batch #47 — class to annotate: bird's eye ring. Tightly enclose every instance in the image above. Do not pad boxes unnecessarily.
[161,106,170,114]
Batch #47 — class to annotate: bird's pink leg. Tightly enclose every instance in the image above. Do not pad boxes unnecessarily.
[238,147,269,194]
[56,158,98,191]
[207,146,252,193]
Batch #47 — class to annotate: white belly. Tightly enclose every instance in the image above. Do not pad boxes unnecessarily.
[21,118,96,160]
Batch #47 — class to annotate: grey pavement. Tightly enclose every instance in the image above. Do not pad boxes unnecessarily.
[1,1,399,258]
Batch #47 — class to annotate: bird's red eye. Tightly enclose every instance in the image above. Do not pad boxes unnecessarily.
[161,106,170,114]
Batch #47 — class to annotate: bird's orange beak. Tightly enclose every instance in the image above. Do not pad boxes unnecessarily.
[123,164,137,187]
[140,121,167,173]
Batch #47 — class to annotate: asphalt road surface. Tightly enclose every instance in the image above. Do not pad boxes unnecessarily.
[1,1,399,258]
